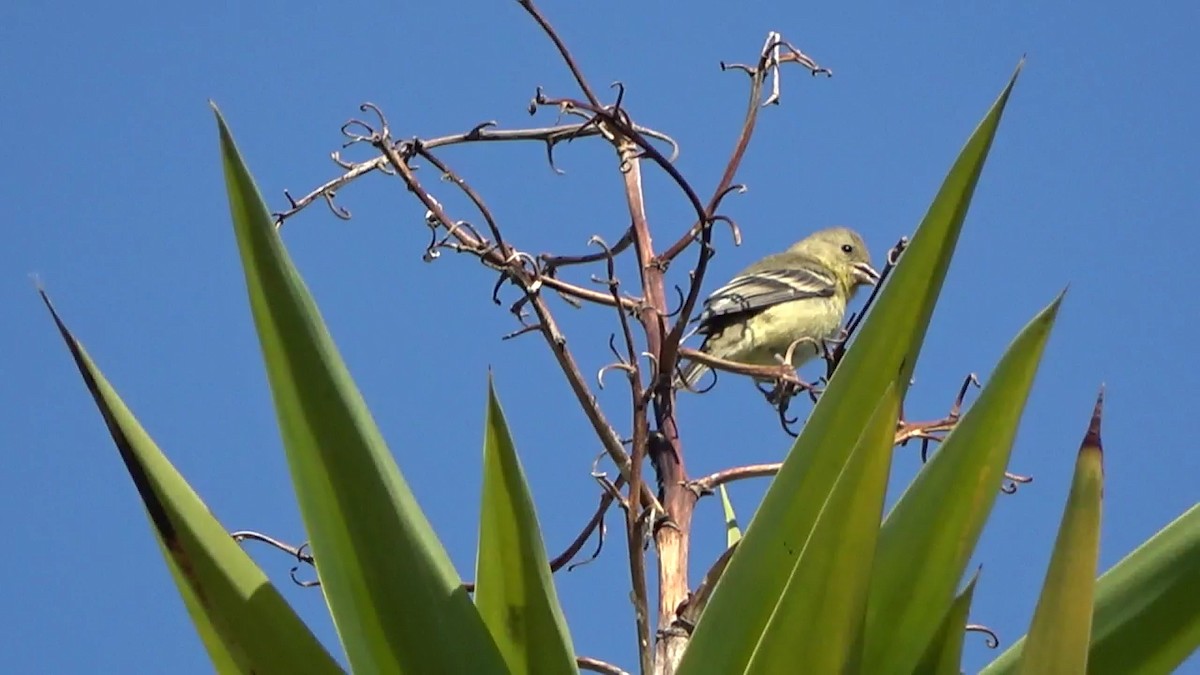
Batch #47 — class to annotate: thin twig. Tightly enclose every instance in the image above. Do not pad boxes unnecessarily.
[967,624,1001,649]
[551,477,620,572]
[516,0,602,107]
[230,530,314,565]
[685,464,783,496]
[274,122,677,226]
[542,227,635,272]
[589,233,654,659]
[678,347,818,392]
[541,276,641,310]
[612,138,659,675]
[410,143,510,261]
[659,32,830,264]
[660,34,831,390]
[577,656,632,675]
[366,120,661,514]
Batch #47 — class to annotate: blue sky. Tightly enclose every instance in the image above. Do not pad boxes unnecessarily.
[3,1,1197,673]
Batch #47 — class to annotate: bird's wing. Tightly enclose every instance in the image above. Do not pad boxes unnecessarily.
[695,265,836,330]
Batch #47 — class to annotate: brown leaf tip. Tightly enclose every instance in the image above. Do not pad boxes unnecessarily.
[1083,384,1104,452]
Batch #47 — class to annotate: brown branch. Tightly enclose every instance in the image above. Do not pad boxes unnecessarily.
[516,0,601,107]
[612,142,660,675]
[540,276,642,310]
[550,477,620,572]
[619,140,692,674]
[541,226,635,272]
[528,78,703,670]
[410,143,510,261]
[660,33,831,265]
[677,347,819,390]
[685,464,784,496]
[362,122,661,516]
[274,121,677,226]
[589,232,655,670]
[530,92,711,230]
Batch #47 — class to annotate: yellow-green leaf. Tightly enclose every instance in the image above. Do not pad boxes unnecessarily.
[44,292,341,675]
[214,105,505,673]
[983,501,1200,674]
[475,376,576,674]
[861,294,1062,674]
[1017,388,1105,674]
[745,383,900,673]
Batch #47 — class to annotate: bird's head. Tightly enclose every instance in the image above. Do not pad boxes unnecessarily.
[787,226,880,292]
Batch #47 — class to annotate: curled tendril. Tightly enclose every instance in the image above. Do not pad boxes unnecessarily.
[710,215,742,247]
[358,102,389,136]
[951,372,982,418]
[711,183,748,210]
[640,351,658,373]
[593,473,624,505]
[290,565,321,588]
[566,520,606,572]
[466,120,499,139]
[340,119,377,146]
[330,150,355,170]
[720,61,756,76]
[422,227,441,262]
[1001,472,1034,494]
[780,336,821,370]
[597,362,636,389]
[590,449,611,478]
[492,271,510,305]
[664,284,687,318]
[607,334,623,362]
[966,624,1000,649]
[609,81,626,112]
[321,190,351,220]
[501,324,541,341]
[677,363,718,395]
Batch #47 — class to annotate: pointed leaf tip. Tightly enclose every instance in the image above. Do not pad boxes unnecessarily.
[39,288,69,336]
[1084,385,1104,452]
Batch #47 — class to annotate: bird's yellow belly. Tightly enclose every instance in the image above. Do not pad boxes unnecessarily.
[708,296,846,368]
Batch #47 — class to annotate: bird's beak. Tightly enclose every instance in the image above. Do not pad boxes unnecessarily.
[853,262,881,286]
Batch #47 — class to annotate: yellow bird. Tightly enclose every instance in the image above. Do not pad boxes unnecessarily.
[678,227,879,388]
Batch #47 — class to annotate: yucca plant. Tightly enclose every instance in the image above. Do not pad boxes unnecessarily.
[45,3,1200,674]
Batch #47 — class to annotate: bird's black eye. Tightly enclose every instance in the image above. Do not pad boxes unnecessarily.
[841,244,854,254]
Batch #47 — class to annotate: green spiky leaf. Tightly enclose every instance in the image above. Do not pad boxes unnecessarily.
[475,376,576,674]
[214,105,505,673]
[44,292,341,675]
